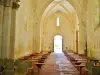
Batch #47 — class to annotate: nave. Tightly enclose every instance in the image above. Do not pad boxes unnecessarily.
[1,50,100,75]
[0,0,100,75]
[38,52,80,75]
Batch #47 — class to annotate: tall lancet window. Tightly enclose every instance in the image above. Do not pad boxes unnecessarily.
[56,17,60,26]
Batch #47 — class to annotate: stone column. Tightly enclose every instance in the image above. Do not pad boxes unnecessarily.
[76,30,79,53]
[0,0,4,64]
[1,0,20,74]
[37,30,41,53]
[78,22,87,54]
[1,0,13,74]
[1,0,13,59]
[10,0,20,59]
[33,25,36,53]
[33,21,41,53]
[35,27,40,53]
[1,0,19,59]
[33,22,37,53]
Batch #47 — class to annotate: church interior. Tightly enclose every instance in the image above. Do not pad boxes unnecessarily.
[0,0,100,75]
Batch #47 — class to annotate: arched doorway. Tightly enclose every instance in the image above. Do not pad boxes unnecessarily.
[54,35,62,53]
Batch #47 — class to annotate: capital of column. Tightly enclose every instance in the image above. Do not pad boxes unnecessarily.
[16,0,20,2]
[3,0,20,9]
[4,0,12,7]
[0,0,4,5]
[12,2,20,9]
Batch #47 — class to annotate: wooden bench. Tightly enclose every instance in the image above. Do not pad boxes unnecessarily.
[84,60,100,75]
[64,51,100,75]
[15,52,50,74]
[64,52,88,74]
[34,63,46,73]
[74,62,86,74]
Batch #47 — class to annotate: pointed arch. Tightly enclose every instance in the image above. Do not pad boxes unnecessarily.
[40,0,79,52]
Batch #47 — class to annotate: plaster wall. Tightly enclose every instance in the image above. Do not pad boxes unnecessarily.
[14,0,35,59]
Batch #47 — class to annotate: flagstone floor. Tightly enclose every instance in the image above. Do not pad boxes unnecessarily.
[38,53,80,75]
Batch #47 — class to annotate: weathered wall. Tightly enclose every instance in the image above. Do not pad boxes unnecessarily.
[14,0,100,59]
[42,12,76,52]
[39,0,78,53]
[36,0,87,54]
[14,0,35,59]
[86,0,100,59]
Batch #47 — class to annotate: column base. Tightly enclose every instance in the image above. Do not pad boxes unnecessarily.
[2,59,14,75]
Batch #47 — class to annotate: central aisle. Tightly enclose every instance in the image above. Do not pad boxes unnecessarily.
[38,53,80,75]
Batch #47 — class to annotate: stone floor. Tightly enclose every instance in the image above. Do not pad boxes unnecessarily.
[38,53,80,75]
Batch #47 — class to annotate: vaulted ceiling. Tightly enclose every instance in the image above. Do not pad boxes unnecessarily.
[40,0,79,35]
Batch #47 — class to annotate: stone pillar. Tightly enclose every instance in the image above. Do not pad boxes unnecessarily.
[1,0,13,74]
[34,22,41,53]
[78,22,87,54]
[33,29,35,53]
[33,25,36,53]
[10,0,20,59]
[41,36,44,52]
[1,0,19,59]
[38,23,41,53]
[0,0,4,60]
[35,27,40,53]
[1,0,20,74]
[1,0,13,59]
[76,30,79,53]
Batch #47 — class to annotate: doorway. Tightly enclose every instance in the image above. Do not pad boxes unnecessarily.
[54,35,62,53]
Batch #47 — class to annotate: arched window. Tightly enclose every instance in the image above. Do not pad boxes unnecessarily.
[56,17,60,26]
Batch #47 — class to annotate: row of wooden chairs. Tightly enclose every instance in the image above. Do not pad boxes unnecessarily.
[14,51,51,75]
[0,51,51,75]
[63,51,100,75]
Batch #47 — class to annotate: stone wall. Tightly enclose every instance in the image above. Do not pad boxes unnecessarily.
[15,0,35,59]
[86,0,100,59]
[1,0,99,59]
